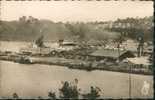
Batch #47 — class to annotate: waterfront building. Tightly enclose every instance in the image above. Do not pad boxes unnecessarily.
[89,49,135,62]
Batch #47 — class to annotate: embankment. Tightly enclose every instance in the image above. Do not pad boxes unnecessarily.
[0,54,153,75]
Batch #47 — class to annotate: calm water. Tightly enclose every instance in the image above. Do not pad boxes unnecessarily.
[0,41,154,99]
[0,41,59,53]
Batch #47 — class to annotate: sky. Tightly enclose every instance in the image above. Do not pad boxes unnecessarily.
[0,1,153,22]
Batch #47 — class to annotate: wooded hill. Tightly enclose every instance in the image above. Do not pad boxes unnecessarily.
[0,16,153,42]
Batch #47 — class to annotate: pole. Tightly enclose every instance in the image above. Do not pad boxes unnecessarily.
[129,64,131,98]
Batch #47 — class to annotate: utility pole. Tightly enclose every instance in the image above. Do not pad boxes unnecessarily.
[129,64,131,98]
[137,35,144,57]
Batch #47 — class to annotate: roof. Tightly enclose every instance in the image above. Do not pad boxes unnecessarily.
[126,47,137,52]
[146,45,153,50]
[20,47,51,54]
[126,57,151,65]
[90,49,128,58]
[62,41,77,46]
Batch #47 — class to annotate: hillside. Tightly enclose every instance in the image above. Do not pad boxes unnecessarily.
[0,16,153,42]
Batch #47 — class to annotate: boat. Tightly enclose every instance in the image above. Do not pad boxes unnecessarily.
[15,56,33,64]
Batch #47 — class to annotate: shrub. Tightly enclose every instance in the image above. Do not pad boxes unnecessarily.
[82,86,102,99]
[48,91,56,99]
[12,93,19,99]
[59,79,80,99]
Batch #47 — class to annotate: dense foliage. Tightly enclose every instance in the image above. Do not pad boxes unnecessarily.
[0,16,153,42]
[105,16,153,41]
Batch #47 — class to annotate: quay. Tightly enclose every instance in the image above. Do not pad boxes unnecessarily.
[0,51,152,75]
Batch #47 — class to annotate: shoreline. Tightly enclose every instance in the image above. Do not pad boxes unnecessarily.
[0,54,153,76]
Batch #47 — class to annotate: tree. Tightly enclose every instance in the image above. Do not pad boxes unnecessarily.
[65,23,89,42]
[59,79,80,99]
[48,91,56,99]
[35,35,45,48]
[12,93,19,99]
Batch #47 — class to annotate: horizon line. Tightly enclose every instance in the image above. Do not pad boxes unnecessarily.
[0,15,153,23]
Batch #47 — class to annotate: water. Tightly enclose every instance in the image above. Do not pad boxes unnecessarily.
[0,41,59,53]
[0,41,29,52]
[0,61,153,98]
[0,41,154,99]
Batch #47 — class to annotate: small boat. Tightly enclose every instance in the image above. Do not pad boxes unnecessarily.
[15,56,33,64]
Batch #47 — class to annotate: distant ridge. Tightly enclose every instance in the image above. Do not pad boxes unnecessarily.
[0,16,153,42]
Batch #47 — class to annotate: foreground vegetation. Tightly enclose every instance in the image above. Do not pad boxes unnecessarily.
[3,79,102,99]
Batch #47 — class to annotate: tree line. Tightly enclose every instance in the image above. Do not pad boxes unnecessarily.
[105,16,153,41]
[0,16,153,43]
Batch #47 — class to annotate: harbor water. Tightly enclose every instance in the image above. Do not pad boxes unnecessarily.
[0,41,153,98]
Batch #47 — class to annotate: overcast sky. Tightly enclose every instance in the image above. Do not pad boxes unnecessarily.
[0,1,153,22]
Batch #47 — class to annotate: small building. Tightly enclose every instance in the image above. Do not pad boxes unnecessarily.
[89,49,135,62]
[57,41,78,51]
[126,57,151,66]
[126,57,151,69]
[61,41,77,46]
[143,45,153,55]
[122,39,138,51]
[20,43,51,55]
